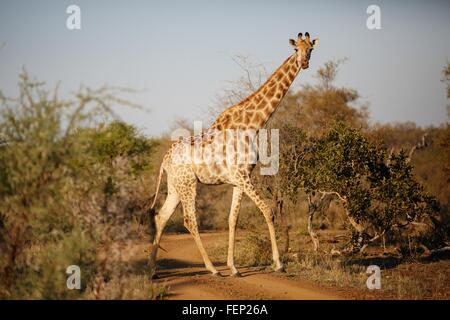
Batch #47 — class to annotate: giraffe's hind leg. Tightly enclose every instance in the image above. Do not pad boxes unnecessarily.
[176,176,220,276]
[227,186,243,276]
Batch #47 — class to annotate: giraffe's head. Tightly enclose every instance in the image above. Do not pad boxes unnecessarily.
[289,32,318,69]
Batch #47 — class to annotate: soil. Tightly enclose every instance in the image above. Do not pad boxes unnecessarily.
[124,232,346,300]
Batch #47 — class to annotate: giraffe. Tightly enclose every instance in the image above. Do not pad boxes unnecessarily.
[148,32,318,277]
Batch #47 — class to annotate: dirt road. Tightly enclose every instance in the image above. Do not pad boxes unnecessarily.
[134,232,344,300]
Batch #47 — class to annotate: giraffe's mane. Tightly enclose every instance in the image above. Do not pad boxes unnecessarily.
[213,54,297,122]
[238,54,296,107]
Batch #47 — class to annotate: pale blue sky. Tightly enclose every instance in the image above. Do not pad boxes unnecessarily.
[0,0,449,136]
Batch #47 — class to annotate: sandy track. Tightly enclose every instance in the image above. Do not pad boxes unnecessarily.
[140,232,344,300]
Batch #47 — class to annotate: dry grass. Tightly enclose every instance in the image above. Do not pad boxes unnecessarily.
[291,230,450,299]
[211,228,450,300]
[211,232,273,267]
[85,275,165,300]
[379,260,449,300]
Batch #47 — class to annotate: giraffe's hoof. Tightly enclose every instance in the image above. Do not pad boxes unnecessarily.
[274,267,286,273]
[231,271,242,278]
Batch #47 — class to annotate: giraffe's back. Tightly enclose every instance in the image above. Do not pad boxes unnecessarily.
[162,135,255,187]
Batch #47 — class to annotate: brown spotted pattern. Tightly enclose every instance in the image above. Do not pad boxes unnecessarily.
[149,33,317,276]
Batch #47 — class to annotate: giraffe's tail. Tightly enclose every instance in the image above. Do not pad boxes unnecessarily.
[150,163,164,210]
[139,162,164,239]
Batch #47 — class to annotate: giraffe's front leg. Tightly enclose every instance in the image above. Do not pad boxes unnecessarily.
[227,187,243,277]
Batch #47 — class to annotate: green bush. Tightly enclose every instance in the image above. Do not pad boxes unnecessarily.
[278,122,446,252]
[0,72,156,299]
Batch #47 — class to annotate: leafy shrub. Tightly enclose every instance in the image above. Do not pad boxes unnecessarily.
[0,72,156,299]
[278,122,446,252]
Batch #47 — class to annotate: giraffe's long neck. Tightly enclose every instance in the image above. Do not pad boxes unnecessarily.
[211,54,300,131]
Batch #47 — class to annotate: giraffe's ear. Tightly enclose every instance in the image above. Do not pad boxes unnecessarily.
[312,37,318,48]
[289,39,297,49]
